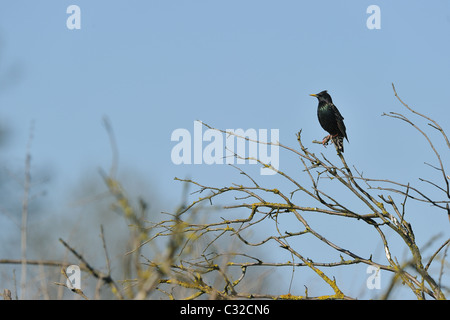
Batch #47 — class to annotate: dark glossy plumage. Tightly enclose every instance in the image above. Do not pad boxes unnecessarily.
[310,90,348,152]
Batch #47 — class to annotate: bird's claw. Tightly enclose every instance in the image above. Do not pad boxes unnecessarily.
[322,135,331,146]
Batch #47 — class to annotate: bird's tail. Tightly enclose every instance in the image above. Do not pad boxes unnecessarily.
[332,136,344,153]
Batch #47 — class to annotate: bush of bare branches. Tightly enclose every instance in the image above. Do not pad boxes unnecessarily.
[1,84,448,300]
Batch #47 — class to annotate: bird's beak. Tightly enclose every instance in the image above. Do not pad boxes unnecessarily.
[309,94,317,97]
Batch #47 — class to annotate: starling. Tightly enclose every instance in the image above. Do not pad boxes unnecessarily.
[310,90,348,152]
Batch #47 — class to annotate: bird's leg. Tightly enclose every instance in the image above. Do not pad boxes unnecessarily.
[322,135,331,146]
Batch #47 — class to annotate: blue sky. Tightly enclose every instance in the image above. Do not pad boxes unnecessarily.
[0,1,449,299]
